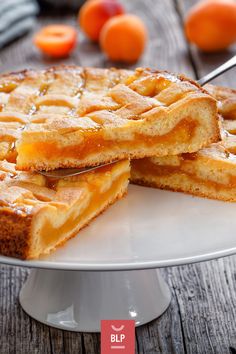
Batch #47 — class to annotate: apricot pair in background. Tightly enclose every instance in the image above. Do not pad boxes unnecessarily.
[34,0,236,63]
[79,0,147,63]
[34,0,147,63]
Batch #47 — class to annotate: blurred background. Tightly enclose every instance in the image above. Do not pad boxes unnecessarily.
[0,0,235,87]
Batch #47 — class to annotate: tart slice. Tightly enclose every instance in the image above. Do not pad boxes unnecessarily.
[0,66,219,171]
[0,159,130,259]
[131,84,236,202]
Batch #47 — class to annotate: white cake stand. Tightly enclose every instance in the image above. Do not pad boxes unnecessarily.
[1,185,236,332]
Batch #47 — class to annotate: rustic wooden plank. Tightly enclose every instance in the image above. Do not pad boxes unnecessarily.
[62,330,84,354]
[165,257,236,354]
[0,266,52,354]
[136,291,187,354]
[176,0,236,86]
[136,256,236,354]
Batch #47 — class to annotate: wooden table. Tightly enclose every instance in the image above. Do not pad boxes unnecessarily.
[0,0,236,353]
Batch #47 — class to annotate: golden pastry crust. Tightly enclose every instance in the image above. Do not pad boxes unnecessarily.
[0,65,219,171]
[0,209,32,259]
[0,159,130,259]
[131,84,236,202]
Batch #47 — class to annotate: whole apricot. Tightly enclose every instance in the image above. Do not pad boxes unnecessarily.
[79,0,124,42]
[185,0,236,52]
[100,14,147,63]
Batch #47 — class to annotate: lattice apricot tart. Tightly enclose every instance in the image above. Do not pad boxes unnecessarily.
[131,84,236,202]
[0,66,219,171]
[0,159,130,259]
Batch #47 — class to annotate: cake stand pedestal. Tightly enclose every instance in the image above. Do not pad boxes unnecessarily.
[19,268,171,332]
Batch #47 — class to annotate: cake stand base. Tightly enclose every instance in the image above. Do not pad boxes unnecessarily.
[19,268,171,332]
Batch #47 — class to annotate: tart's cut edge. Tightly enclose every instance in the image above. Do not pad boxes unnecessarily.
[130,83,236,202]
[0,159,130,260]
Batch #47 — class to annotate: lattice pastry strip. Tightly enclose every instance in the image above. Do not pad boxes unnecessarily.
[0,70,54,162]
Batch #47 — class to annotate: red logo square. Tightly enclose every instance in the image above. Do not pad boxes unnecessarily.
[101,320,135,354]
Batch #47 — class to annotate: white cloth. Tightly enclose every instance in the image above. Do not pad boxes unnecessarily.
[0,0,39,48]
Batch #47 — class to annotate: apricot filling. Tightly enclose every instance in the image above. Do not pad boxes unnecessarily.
[131,157,236,190]
[17,118,198,165]
[38,171,129,249]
